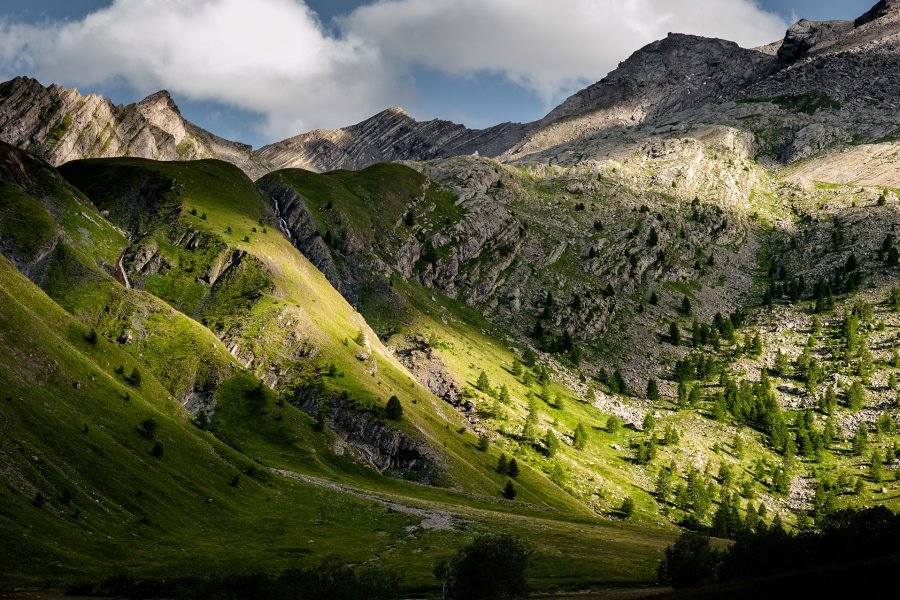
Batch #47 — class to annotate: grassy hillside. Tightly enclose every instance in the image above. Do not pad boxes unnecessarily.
[0,150,679,593]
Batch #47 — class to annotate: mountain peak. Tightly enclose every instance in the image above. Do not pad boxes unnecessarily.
[137,89,180,114]
[855,0,900,27]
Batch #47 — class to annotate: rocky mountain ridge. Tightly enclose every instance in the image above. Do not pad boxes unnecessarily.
[4,1,900,178]
[0,77,270,178]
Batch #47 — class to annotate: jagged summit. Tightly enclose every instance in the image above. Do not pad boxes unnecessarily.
[256,105,528,172]
[855,0,900,26]
[2,0,900,176]
[137,89,181,113]
[0,77,267,177]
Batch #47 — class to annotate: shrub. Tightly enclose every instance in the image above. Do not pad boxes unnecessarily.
[137,417,158,440]
[607,415,622,434]
[385,395,403,421]
[502,480,517,500]
[150,442,164,458]
[658,531,720,588]
[440,534,531,599]
[126,368,142,387]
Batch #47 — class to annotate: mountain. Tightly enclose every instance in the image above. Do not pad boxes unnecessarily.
[3,1,900,596]
[3,2,900,180]
[256,107,530,172]
[0,77,271,178]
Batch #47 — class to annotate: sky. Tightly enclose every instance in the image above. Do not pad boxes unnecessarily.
[0,0,878,147]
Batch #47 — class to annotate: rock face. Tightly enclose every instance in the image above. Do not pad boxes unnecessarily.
[855,0,900,26]
[4,2,900,179]
[777,20,854,64]
[0,77,270,178]
[294,392,441,483]
[256,107,529,172]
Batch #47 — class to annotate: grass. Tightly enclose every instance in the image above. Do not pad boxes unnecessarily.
[0,181,58,262]
[0,156,683,591]
[736,93,842,115]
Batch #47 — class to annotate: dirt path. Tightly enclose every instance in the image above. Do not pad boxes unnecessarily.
[271,468,465,531]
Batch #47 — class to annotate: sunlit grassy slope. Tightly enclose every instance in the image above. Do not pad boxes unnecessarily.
[0,155,681,591]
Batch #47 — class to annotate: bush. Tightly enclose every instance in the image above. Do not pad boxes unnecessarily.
[150,442,164,458]
[126,367,142,387]
[439,534,531,599]
[502,480,517,500]
[385,395,403,421]
[137,417,158,440]
[607,415,622,434]
[658,531,720,588]
[621,496,635,518]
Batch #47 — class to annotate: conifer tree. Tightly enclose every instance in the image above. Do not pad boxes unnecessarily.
[476,370,491,393]
[502,480,517,500]
[545,430,560,457]
[498,384,511,405]
[573,423,588,450]
[669,321,681,346]
[497,454,508,474]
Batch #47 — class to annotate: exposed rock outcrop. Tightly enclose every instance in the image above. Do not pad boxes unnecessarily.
[294,392,442,483]
[256,107,530,172]
[777,19,854,64]
[0,77,270,178]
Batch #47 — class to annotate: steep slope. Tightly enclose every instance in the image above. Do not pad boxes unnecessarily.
[504,34,778,163]
[0,77,271,178]
[256,107,529,172]
[57,155,629,515]
[512,1,900,171]
[0,233,435,589]
[261,131,773,393]
[2,144,682,592]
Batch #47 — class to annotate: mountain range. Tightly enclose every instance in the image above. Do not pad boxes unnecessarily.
[2,1,900,597]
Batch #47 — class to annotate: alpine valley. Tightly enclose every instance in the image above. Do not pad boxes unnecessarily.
[3,2,900,598]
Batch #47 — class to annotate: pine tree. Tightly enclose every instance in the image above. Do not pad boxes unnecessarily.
[127,368,142,387]
[820,386,837,415]
[621,496,635,519]
[476,370,491,393]
[573,423,588,450]
[385,395,403,420]
[477,433,490,452]
[497,454,509,474]
[614,369,628,396]
[545,430,560,457]
[646,378,660,401]
[642,412,656,432]
[502,480,517,499]
[680,295,693,316]
[522,348,537,367]
[852,425,868,456]
[511,359,522,377]
[871,449,884,483]
[607,415,622,434]
[649,290,659,305]
[848,380,865,411]
[539,381,552,404]
[669,321,681,346]
[655,468,672,501]
[507,458,520,478]
[498,384,511,405]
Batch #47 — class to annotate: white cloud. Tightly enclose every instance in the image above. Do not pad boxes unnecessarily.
[0,0,788,141]
[0,0,403,138]
[342,0,788,104]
